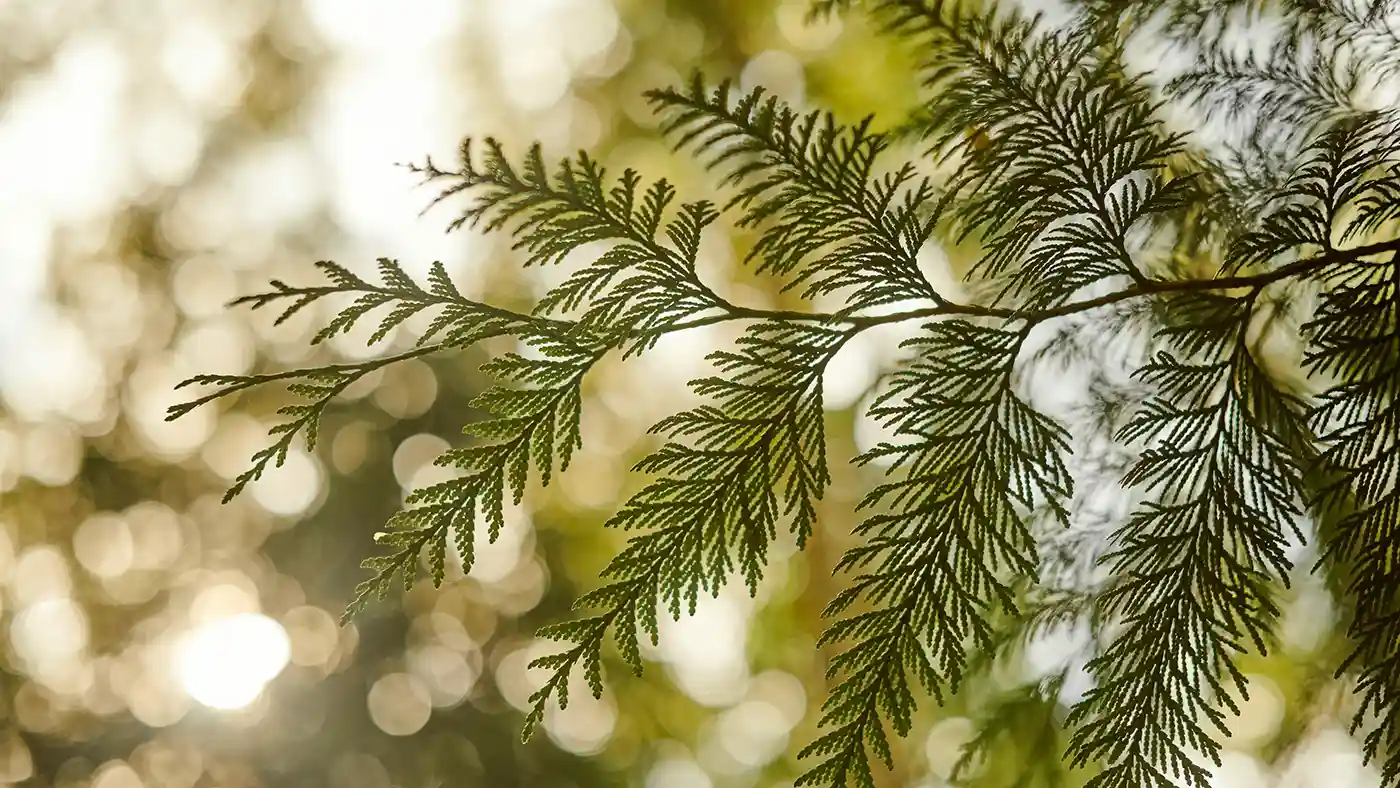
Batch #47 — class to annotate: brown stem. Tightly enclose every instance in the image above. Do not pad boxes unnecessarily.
[707,236,1400,331]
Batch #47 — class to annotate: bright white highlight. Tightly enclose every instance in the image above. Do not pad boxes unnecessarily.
[177,613,290,710]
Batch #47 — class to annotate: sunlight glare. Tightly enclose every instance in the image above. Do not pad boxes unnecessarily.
[176,613,290,710]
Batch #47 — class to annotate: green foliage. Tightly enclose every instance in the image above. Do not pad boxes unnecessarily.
[347,334,601,621]
[647,78,942,312]
[524,319,849,740]
[1305,118,1400,779]
[166,258,556,504]
[411,137,731,353]
[173,0,1400,786]
[799,320,1071,786]
[1066,292,1309,787]
[874,0,1192,307]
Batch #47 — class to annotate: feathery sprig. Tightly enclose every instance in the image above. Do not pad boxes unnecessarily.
[175,134,754,621]
[523,321,851,737]
[1308,249,1400,781]
[647,78,944,314]
[166,258,567,504]
[875,0,1195,309]
[409,137,729,354]
[797,321,1072,788]
[1302,112,1400,777]
[344,335,602,622]
[1067,292,1309,788]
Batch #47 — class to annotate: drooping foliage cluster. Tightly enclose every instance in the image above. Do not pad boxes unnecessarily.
[173,0,1400,785]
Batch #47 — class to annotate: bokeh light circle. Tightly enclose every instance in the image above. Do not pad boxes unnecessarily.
[176,613,290,709]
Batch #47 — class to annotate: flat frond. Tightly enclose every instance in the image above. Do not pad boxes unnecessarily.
[1230,113,1400,270]
[523,321,851,738]
[167,258,609,621]
[1067,292,1307,788]
[165,259,575,508]
[798,320,1072,787]
[1308,248,1400,780]
[870,0,1192,309]
[647,78,944,313]
[344,335,602,621]
[1168,17,1362,137]
[408,138,729,354]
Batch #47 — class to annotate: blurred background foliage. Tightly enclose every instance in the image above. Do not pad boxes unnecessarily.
[0,1,1371,787]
